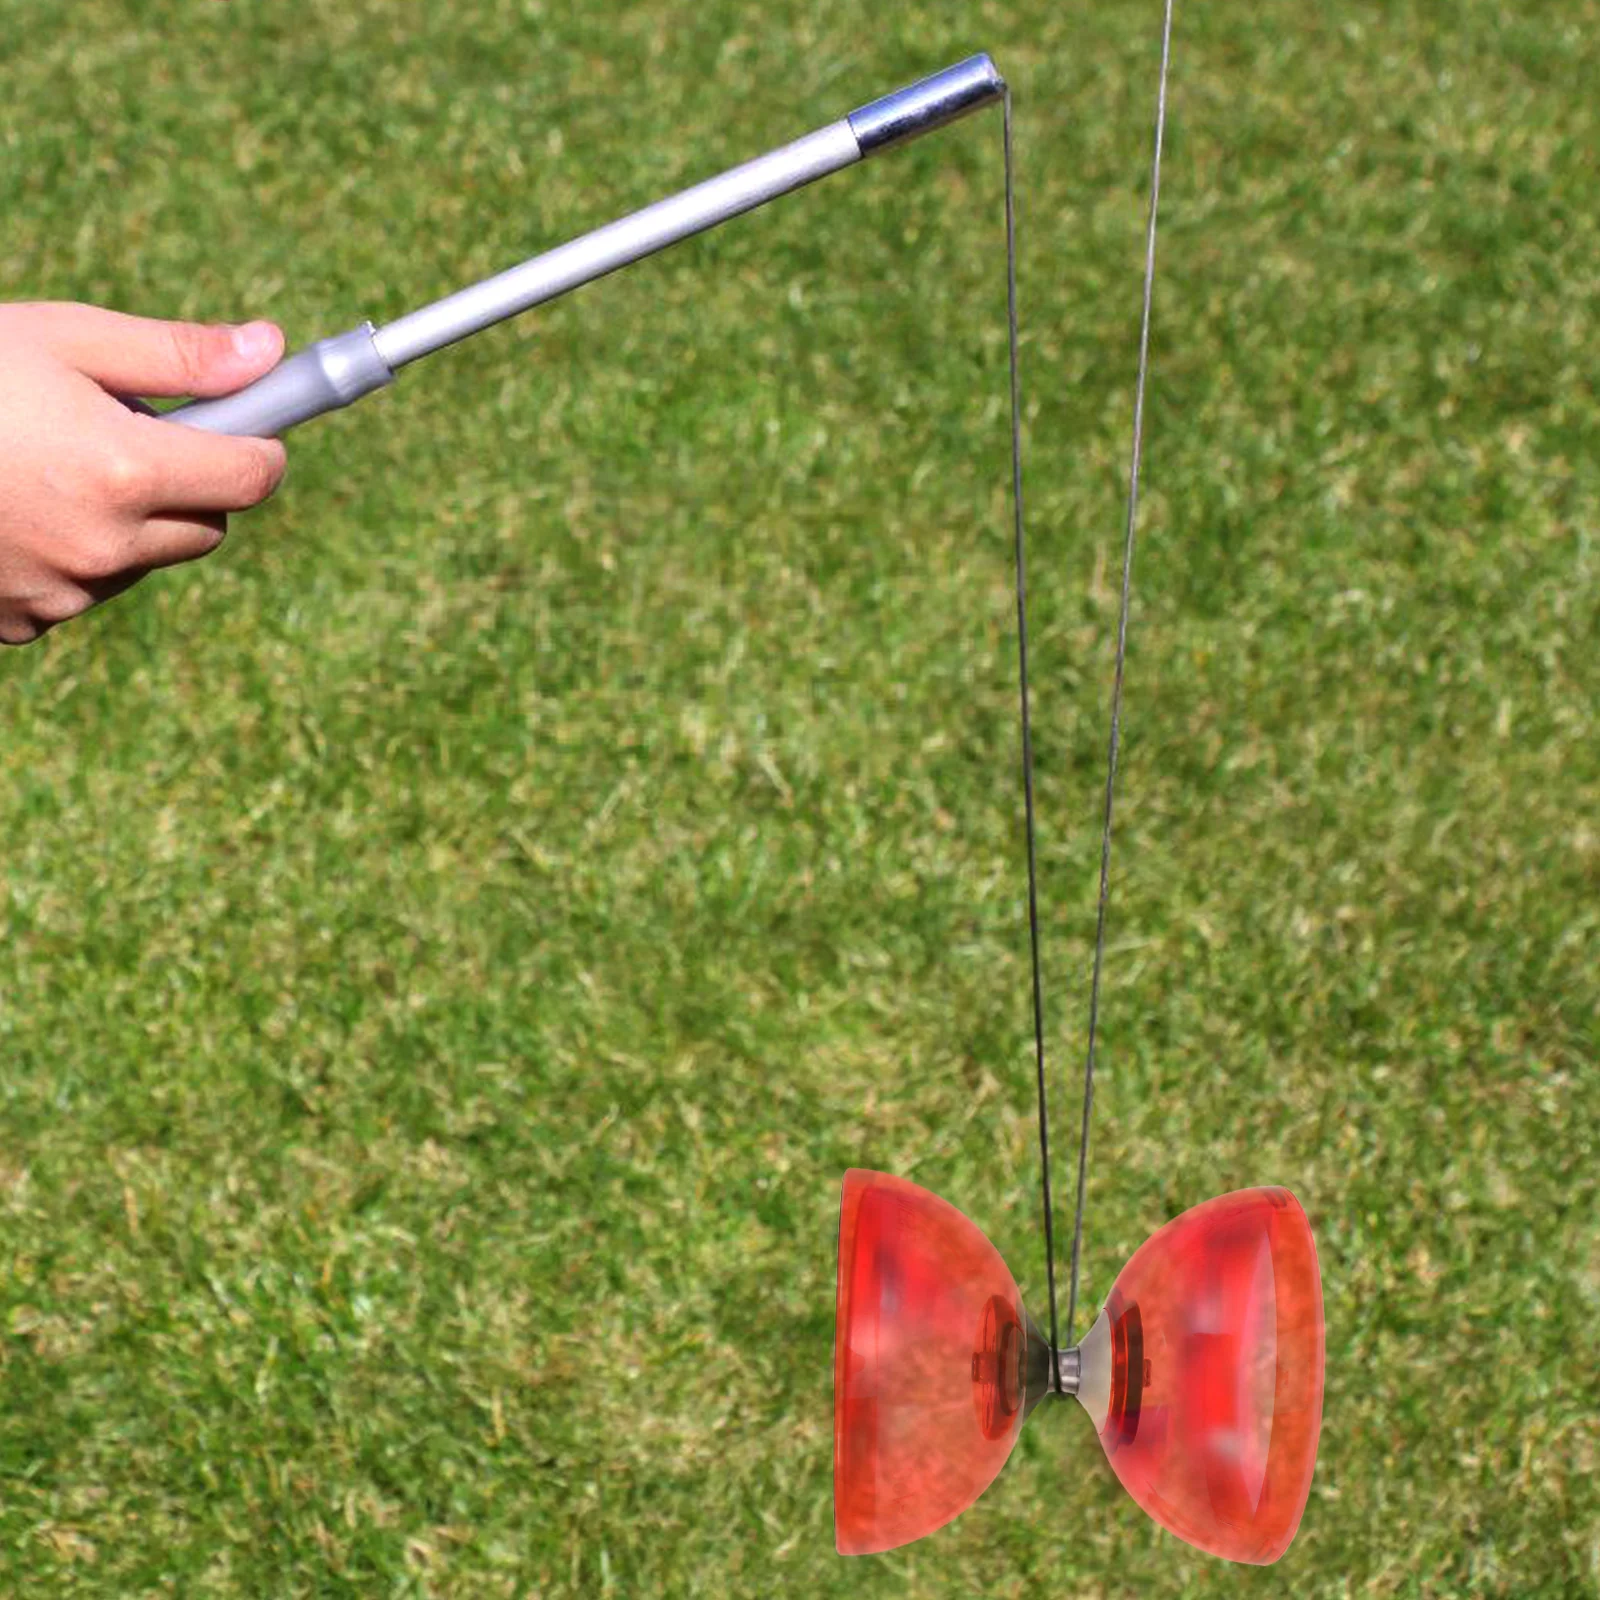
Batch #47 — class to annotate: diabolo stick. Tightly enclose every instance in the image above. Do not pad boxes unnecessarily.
[169,54,1004,438]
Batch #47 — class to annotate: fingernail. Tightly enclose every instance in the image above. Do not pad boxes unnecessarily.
[231,321,279,361]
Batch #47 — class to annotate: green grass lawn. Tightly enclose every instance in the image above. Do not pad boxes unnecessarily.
[2,0,1596,1594]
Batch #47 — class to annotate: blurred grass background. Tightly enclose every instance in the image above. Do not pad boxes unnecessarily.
[1,0,1596,1594]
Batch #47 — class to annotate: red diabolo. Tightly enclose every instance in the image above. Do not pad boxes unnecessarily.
[833,1171,1324,1563]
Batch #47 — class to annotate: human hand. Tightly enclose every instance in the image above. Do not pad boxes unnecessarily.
[0,302,289,645]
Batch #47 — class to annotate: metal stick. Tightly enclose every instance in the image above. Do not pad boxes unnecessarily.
[170,55,1003,438]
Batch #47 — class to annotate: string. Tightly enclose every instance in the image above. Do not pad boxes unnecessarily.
[1001,87,1060,1392]
[1063,0,1176,1349]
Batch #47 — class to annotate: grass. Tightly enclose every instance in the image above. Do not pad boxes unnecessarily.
[1,0,1596,1593]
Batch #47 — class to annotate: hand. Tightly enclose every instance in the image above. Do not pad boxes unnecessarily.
[0,302,289,645]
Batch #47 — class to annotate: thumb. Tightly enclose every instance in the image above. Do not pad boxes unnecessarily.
[27,302,285,398]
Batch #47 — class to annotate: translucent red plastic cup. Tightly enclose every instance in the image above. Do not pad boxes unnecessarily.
[833,1169,1048,1554]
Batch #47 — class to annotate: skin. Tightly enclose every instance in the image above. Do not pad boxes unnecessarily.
[0,302,289,645]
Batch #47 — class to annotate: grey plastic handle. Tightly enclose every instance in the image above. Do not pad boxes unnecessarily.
[167,322,394,437]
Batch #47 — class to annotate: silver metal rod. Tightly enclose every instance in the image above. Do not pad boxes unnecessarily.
[377,52,1005,370]
[169,53,1004,436]
[848,52,1005,154]
[374,122,861,370]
